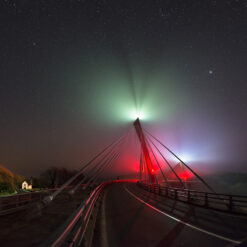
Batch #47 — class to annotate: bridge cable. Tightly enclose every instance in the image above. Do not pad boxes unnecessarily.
[73,128,130,191]
[95,128,132,183]
[91,152,121,184]
[85,152,119,189]
[77,127,129,175]
[146,135,186,189]
[145,136,170,187]
[85,142,123,188]
[69,147,117,194]
[93,130,130,184]
[141,151,148,184]
[144,130,215,193]
[139,150,143,182]
[43,131,127,204]
[70,133,127,194]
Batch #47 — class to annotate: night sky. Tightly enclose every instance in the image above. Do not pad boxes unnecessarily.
[1,0,247,177]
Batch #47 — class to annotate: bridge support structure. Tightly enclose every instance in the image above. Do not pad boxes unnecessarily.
[134,118,156,184]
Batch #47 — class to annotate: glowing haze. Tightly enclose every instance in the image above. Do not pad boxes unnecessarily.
[0,1,247,177]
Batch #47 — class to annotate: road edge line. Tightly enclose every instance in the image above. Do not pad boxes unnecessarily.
[124,186,241,245]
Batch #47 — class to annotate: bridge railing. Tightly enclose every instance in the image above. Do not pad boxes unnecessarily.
[44,182,110,247]
[44,180,137,247]
[138,182,247,215]
[0,187,72,216]
[0,190,50,215]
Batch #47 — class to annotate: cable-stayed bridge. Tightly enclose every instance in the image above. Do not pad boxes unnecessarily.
[1,119,247,247]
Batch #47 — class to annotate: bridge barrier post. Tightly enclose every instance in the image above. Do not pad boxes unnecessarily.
[229,195,233,211]
[158,185,161,195]
[204,193,208,207]
[166,187,168,197]
[15,195,18,208]
[29,193,32,205]
[174,189,177,200]
[187,190,190,202]
[18,194,21,207]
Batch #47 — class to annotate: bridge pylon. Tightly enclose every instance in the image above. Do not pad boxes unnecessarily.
[133,118,156,184]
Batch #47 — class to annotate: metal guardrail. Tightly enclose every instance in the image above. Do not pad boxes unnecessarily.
[0,191,48,215]
[138,182,247,215]
[0,187,68,216]
[42,179,137,247]
[43,182,109,247]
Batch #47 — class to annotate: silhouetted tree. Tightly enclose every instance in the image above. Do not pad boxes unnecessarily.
[56,167,78,186]
[39,167,79,188]
[14,174,25,189]
[40,167,58,188]
[30,176,42,188]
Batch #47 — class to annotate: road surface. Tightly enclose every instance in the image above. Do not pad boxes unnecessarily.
[93,182,247,247]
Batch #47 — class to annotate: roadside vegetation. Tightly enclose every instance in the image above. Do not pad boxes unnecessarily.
[0,165,78,196]
[0,165,24,196]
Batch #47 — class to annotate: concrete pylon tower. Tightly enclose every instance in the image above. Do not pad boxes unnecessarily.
[133,118,156,184]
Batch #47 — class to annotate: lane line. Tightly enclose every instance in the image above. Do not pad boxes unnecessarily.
[124,186,241,245]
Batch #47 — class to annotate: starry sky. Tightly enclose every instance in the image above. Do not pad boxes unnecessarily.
[0,0,247,176]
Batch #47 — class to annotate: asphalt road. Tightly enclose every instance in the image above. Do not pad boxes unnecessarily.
[93,182,247,247]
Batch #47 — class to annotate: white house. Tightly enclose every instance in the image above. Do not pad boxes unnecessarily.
[22,181,32,190]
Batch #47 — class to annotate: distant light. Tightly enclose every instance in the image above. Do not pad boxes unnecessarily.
[179,172,193,181]
[151,168,154,173]
[179,154,192,163]
[130,110,146,120]
[172,153,193,163]
[209,70,213,75]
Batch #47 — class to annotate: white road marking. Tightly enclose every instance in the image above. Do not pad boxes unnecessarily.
[124,186,241,245]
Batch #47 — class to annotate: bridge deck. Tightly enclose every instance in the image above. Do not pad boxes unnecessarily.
[93,182,247,247]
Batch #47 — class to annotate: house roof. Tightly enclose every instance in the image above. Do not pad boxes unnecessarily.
[22,179,32,184]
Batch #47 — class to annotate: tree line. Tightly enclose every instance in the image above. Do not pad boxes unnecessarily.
[0,165,24,194]
[0,165,80,194]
